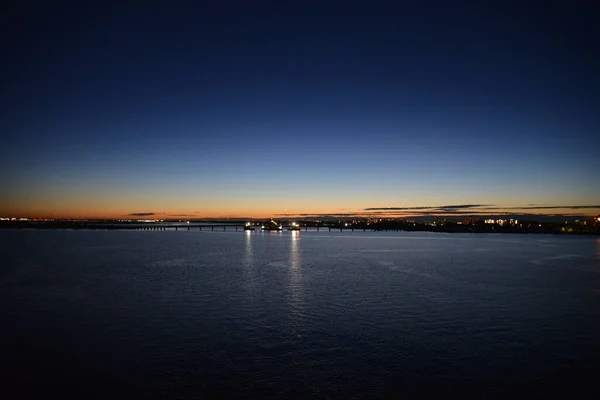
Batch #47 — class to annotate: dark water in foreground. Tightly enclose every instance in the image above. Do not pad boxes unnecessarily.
[1,230,599,398]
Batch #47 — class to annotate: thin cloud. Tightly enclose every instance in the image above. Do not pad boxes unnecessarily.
[513,205,600,210]
[252,204,599,221]
[365,204,600,212]
[364,204,489,211]
[129,212,156,216]
[364,207,438,211]
[476,205,600,211]
[439,204,489,209]
[274,213,360,217]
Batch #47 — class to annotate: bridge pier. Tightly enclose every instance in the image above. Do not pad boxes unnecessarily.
[187,226,189,231]
[305,226,307,232]
[223,226,226,231]
[175,227,178,231]
[211,226,214,231]
[329,227,331,232]
[236,226,238,231]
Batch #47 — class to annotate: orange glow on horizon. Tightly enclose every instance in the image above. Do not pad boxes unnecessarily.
[2,191,600,220]
[1,204,599,220]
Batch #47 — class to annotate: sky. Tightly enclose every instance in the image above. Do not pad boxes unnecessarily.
[2,0,599,219]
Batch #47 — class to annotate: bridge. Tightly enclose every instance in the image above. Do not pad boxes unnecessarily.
[2,220,403,232]
[87,224,246,231]
[87,224,387,232]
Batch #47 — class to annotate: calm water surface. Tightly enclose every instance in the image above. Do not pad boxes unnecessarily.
[2,230,600,397]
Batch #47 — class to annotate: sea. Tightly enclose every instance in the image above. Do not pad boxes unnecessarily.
[1,229,599,398]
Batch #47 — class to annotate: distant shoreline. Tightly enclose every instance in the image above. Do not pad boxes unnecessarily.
[1,221,598,236]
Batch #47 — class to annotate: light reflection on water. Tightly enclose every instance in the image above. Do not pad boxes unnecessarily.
[243,231,257,297]
[289,231,304,311]
[244,230,253,268]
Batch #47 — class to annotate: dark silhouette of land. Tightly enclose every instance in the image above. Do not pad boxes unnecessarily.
[2,217,599,235]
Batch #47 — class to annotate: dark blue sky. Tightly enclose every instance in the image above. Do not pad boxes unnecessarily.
[2,0,599,218]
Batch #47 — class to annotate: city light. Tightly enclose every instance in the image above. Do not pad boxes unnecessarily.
[1,215,599,234]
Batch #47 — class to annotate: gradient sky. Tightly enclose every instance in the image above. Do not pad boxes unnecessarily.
[2,1,599,219]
